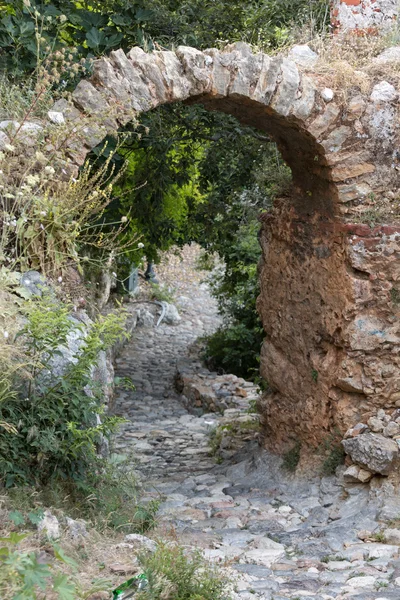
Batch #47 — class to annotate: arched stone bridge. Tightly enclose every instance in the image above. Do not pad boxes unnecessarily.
[49,42,399,450]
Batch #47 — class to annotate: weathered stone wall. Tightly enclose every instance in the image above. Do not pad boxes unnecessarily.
[331,0,398,33]
[9,42,400,450]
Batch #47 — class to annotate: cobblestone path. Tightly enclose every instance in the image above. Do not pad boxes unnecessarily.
[113,246,400,600]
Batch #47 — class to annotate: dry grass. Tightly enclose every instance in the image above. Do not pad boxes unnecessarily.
[284,24,400,101]
[0,494,150,599]
[352,193,400,226]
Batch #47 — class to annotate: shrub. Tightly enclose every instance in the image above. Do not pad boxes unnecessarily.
[202,221,264,380]
[203,322,263,380]
[321,445,345,476]
[318,429,345,475]
[282,442,301,472]
[0,293,127,487]
[138,543,230,600]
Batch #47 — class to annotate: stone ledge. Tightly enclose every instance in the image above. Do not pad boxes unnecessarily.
[175,358,259,415]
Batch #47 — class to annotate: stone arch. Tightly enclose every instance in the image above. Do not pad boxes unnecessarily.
[52,42,400,450]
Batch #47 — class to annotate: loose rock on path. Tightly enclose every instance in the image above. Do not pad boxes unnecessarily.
[113,245,400,600]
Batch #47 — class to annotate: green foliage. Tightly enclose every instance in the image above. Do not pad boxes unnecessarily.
[198,147,290,379]
[137,542,230,600]
[204,322,263,381]
[0,294,127,488]
[4,458,159,535]
[7,508,44,527]
[0,533,76,600]
[73,456,159,533]
[321,446,346,476]
[0,0,330,76]
[391,287,400,306]
[0,74,53,120]
[209,424,232,457]
[282,442,301,472]
[150,283,175,304]
[318,429,346,475]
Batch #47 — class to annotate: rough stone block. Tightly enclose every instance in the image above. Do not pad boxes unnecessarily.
[270,59,300,116]
[342,432,399,475]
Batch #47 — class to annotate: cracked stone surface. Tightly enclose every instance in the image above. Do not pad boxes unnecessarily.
[112,246,400,600]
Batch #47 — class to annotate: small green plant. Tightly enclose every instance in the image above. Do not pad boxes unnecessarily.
[391,287,400,306]
[150,283,176,304]
[0,533,77,600]
[8,509,44,528]
[321,445,345,476]
[246,398,258,414]
[311,369,318,383]
[3,458,157,535]
[137,542,230,600]
[321,556,330,563]
[371,531,385,543]
[208,424,232,457]
[318,429,345,475]
[282,441,301,472]
[321,554,345,563]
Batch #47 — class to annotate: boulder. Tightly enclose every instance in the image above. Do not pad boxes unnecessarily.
[344,422,369,438]
[321,88,334,102]
[384,528,400,545]
[20,270,48,297]
[162,302,181,325]
[48,110,65,125]
[367,416,384,433]
[343,465,373,483]
[124,533,157,552]
[374,47,400,65]
[384,421,400,438]
[342,433,399,476]
[287,44,318,68]
[38,510,60,539]
[66,517,88,540]
[370,81,397,103]
[137,308,155,327]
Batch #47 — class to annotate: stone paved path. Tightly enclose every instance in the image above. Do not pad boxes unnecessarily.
[113,246,400,600]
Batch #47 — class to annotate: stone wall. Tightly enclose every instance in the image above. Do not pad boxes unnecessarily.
[8,41,400,451]
[331,0,398,33]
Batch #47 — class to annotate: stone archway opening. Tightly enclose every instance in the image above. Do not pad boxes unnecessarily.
[53,40,400,452]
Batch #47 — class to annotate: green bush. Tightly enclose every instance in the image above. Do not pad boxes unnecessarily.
[201,220,265,380]
[138,543,230,600]
[203,322,263,380]
[0,294,127,488]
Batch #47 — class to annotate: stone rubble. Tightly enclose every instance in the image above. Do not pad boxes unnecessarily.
[112,246,400,600]
[342,409,400,477]
[175,357,259,415]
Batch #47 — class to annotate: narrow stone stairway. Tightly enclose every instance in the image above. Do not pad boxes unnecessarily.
[112,246,400,600]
